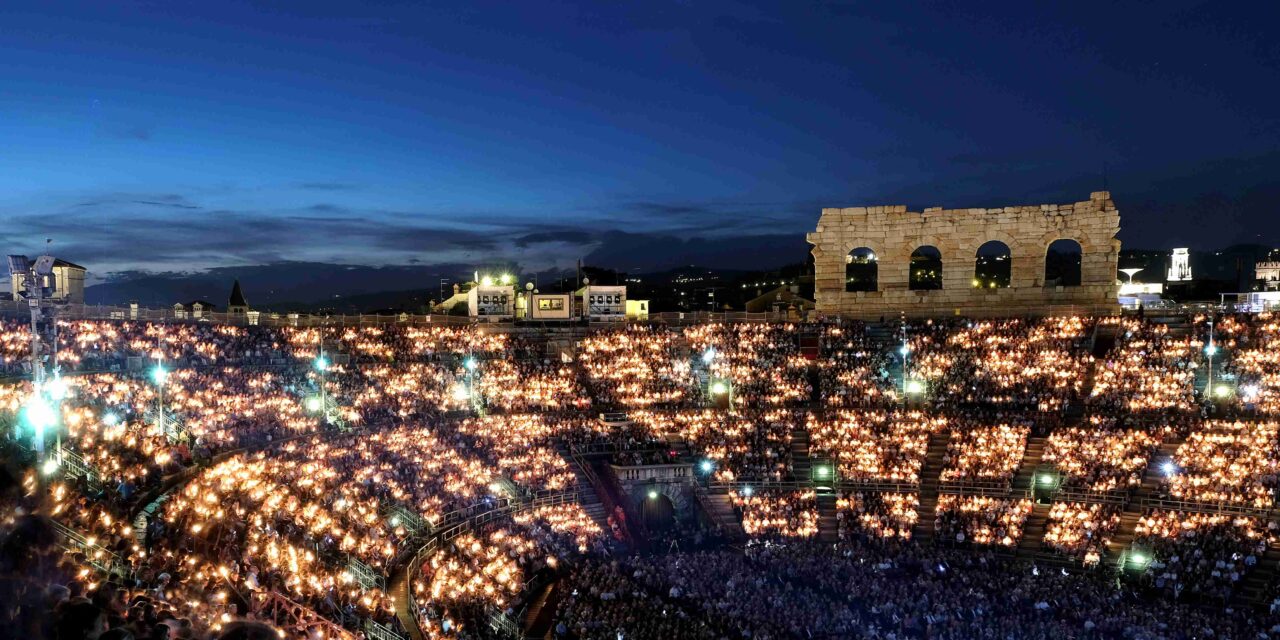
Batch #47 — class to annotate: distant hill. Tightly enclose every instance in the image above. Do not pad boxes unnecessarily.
[85,262,472,309]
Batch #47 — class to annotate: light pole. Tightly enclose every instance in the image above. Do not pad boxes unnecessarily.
[899,314,910,402]
[314,350,331,424]
[1205,314,1217,397]
[152,358,168,439]
[463,355,479,413]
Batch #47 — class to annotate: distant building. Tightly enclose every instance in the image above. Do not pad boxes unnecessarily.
[227,279,250,314]
[526,293,572,321]
[577,282,626,321]
[1256,261,1280,291]
[433,283,469,315]
[625,299,649,320]
[746,284,814,315]
[173,300,217,319]
[1167,248,1192,282]
[7,258,86,304]
[468,284,514,320]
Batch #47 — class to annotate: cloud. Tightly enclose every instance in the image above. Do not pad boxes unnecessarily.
[132,199,201,209]
[297,182,362,191]
[514,230,594,248]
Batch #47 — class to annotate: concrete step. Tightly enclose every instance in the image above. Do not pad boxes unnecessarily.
[1018,503,1051,551]
[816,492,839,543]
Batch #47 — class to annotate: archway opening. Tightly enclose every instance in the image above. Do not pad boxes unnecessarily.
[1045,239,1082,287]
[909,246,943,290]
[974,241,1012,289]
[845,247,878,292]
[641,490,676,532]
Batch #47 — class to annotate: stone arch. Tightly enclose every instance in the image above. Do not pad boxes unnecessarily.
[639,491,676,531]
[628,484,691,520]
[909,245,943,290]
[974,240,1012,289]
[845,246,879,292]
[1044,238,1083,287]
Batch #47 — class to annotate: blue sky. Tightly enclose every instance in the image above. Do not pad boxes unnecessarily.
[1,1,1278,283]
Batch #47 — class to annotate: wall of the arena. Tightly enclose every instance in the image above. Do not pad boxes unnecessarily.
[807,191,1121,318]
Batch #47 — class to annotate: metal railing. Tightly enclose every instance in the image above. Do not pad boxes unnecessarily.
[1134,496,1274,518]
[383,504,429,536]
[55,446,103,492]
[1050,487,1131,505]
[51,520,129,577]
[363,618,407,640]
[345,557,386,591]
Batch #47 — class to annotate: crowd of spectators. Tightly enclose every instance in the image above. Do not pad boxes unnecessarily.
[11,313,1280,640]
[1042,502,1121,565]
[631,410,796,481]
[729,489,818,539]
[938,422,1030,484]
[1164,419,1280,507]
[806,410,945,483]
[819,320,897,408]
[837,491,918,540]
[1042,420,1159,491]
[934,495,1033,547]
[1133,509,1270,602]
[907,317,1095,412]
[1089,318,1201,414]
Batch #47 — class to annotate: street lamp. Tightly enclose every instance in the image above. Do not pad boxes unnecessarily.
[1205,315,1217,396]
[22,392,56,455]
[710,378,734,413]
[152,361,169,438]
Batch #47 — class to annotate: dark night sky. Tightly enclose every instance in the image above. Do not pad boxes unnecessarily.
[2,1,1278,285]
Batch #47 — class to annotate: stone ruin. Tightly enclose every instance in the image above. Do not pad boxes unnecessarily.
[807,191,1121,318]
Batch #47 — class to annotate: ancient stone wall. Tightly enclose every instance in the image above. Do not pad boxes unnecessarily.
[806,191,1121,318]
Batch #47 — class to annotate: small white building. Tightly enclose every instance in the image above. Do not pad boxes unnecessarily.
[8,258,86,304]
[468,284,514,320]
[528,293,573,321]
[1168,248,1192,282]
[625,299,649,320]
[577,283,626,321]
[1256,261,1280,291]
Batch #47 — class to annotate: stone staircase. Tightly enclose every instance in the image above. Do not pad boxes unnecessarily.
[1104,510,1144,567]
[698,485,746,540]
[791,426,812,481]
[390,561,420,640]
[816,491,840,542]
[1018,502,1052,553]
[1137,440,1182,498]
[1092,323,1119,359]
[911,432,950,542]
[520,582,557,638]
[554,442,613,534]
[1012,436,1047,493]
